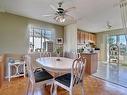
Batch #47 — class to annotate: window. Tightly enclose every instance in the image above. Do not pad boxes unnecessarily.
[29,27,54,52]
[119,35,127,55]
[107,36,117,45]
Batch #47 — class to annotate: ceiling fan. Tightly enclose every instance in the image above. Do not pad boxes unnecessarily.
[42,2,76,23]
[106,21,112,29]
[113,0,127,7]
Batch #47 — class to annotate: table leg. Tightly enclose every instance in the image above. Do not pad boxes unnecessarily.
[8,64,10,82]
[23,64,25,77]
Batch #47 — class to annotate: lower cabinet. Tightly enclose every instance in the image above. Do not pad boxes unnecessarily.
[0,55,4,88]
[81,53,98,74]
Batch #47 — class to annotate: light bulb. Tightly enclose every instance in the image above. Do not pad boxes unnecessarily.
[55,16,65,23]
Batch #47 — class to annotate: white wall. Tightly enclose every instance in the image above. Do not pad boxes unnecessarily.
[0,12,64,78]
[0,12,64,54]
[64,23,77,53]
[0,13,28,54]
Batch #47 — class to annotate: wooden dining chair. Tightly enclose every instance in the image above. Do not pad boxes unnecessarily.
[53,57,86,95]
[28,52,42,71]
[25,55,54,95]
[64,52,80,59]
[40,52,51,57]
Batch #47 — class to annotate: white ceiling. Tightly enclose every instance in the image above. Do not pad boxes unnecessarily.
[0,0,123,32]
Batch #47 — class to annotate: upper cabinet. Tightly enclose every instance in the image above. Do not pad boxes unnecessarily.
[84,32,89,42]
[77,31,81,44]
[77,30,96,44]
[81,31,85,43]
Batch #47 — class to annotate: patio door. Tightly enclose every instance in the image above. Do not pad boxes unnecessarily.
[107,34,127,65]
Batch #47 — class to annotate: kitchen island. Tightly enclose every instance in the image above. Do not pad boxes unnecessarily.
[81,53,98,75]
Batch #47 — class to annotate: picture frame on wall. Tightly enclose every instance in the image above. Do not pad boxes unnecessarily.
[56,38,63,44]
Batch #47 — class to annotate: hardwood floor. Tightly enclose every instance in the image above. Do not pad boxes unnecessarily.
[0,75,127,95]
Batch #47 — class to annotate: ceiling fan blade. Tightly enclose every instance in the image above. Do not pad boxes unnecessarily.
[64,6,76,13]
[42,14,53,17]
[50,4,58,11]
[65,14,75,20]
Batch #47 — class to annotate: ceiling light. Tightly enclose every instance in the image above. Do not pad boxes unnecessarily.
[55,16,65,23]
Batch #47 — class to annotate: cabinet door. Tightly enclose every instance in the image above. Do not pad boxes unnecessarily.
[93,34,96,44]
[77,31,81,44]
[89,33,92,42]
[85,32,89,41]
[89,33,96,43]
[83,32,86,43]
[81,32,84,43]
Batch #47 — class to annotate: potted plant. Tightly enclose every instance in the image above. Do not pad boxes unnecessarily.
[55,47,63,61]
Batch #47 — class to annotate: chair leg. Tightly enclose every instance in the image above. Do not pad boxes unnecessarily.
[69,90,73,95]
[50,83,54,95]
[81,82,85,95]
[53,84,57,95]
[31,85,34,95]
[27,80,34,95]
[26,80,31,95]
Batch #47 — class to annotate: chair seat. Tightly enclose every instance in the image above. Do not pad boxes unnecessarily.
[34,70,53,83]
[55,73,83,87]
[55,73,71,87]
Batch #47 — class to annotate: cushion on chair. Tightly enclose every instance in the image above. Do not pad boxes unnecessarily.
[34,70,53,83]
[55,73,71,87]
[55,73,83,87]
[34,67,46,72]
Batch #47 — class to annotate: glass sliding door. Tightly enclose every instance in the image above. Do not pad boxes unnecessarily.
[94,33,127,88]
[118,35,127,65]
[107,34,127,65]
[107,35,117,61]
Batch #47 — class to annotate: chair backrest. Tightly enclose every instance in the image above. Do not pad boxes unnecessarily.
[28,52,41,70]
[25,55,35,85]
[70,57,86,88]
[64,52,80,59]
[40,52,51,57]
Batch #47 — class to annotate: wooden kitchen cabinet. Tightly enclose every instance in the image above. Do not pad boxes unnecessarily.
[77,30,96,44]
[0,55,5,88]
[77,31,81,44]
[93,34,96,43]
[85,33,96,44]
[81,53,98,74]
[81,32,85,43]
[84,32,89,41]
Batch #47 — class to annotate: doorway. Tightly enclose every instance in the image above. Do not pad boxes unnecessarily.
[93,34,127,88]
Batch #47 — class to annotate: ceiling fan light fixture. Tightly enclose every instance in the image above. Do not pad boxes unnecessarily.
[60,16,65,22]
[55,16,65,23]
[46,2,75,23]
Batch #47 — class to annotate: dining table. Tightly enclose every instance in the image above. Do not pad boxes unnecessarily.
[36,57,74,73]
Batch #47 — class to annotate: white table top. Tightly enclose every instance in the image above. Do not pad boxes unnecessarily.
[36,57,74,73]
[8,60,25,65]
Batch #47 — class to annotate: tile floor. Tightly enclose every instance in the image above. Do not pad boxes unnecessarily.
[93,61,127,88]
